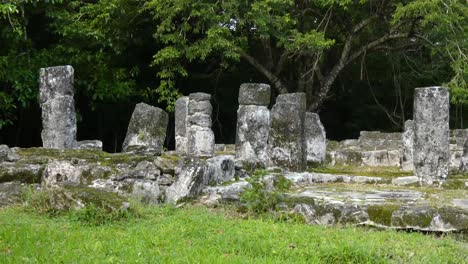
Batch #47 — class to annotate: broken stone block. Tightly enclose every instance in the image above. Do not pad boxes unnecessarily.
[304,113,326,167]
[175,96,189,154]
[131,180,160,204]
[413,87,450,184]
[401,120,414,171]
[39,65,77,149]
[235,105,270,168]
[187,93,215,157]
[165,159,205,204]
[238,83,271,106]
[203,155,235,185]
[122,103,168,154]
[0,145,19,162]
[462,138,468,172]
[268,93,306,171]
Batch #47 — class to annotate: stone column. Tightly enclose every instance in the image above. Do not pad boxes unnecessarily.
[268,93,306,171]
[413,87,450,184]
[175,96,189,154]
[39,65,77,149]
[304,112,326,167]
[401,120,414,171]
[462,138,468,172]
[235,83,271,169]
[187,93,215,157]
[122,103,168,154]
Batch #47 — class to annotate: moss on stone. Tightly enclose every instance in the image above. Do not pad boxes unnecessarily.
[0,165,44,184]
[308,165,412,178]
[367,204,400,226]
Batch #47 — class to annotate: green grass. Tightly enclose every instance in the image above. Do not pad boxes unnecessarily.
[0,206,466,263]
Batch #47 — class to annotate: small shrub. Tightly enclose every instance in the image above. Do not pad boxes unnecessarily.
[68,204,135,226]
[240,170,292,214]
[21,186,60,217]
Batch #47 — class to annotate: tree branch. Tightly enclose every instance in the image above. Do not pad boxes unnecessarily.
[239,50,289,94]
[346,33,407,64]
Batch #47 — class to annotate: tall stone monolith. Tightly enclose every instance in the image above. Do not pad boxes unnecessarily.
[39,65,77,149]
[413,87,450,184]
[304,112,326,167]
[175,96,189,154]
[187,93,215,157]
[401,120,414,171]
[122,103,168,154]
[268,93,306,171]
[235,83,271,168]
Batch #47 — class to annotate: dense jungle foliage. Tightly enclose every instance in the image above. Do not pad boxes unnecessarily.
[0,0,466,151]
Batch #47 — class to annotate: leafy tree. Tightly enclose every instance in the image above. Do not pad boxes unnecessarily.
[147,0,466,111]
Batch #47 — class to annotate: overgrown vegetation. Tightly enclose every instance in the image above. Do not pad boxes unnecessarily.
[308,165,414,178]
[240,170,291,214]
[0,205,466,263]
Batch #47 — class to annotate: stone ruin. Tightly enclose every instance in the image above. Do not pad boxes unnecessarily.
[2,69,468,232]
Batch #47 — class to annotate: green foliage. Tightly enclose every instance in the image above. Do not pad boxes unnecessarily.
[68,203,137,226]
[240,170,291,214]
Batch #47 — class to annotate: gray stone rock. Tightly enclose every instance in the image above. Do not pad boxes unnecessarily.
[304,113,326,167]
[122,103,168,154]
[235,105,270,168]
[186,93,215,157]
[187,126,215,157]
[42,160,84,187]
[188,101,212,117]
[413,87,450,184]
[0,145,19,162]
[392,176,419,186]
[462,138,468,172]
[77,140,103,150]
[0,181,36,207]
[268,93,306,171]
[115,161,161,181]
[187,114,211,127]
[40,66,77,149]
[401,120,414,171]
[165,159,205,204]
[238,83,271,106]
[153,156,177,175]
[39,66,77,149]
[131,180,160,204]
[361,150,400,167]
[0,163,43,183]
[203,155,235,185]
[200,181,251,206]
[285,172,382,186]
[175,96,189,154]
[189,92,211,102]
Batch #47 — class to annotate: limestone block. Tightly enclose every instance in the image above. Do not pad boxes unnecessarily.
[304,113,326,167]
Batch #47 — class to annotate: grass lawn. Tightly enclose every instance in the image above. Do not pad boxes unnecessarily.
[0,206,466,263]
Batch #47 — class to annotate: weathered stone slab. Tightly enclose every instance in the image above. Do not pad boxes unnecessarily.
[361,150,400,167]
[175,96,189,154]
[122,103,168,154]
[304,113,326,167]
[235,105,270,168]
[0,145,19,162]
[268,93,306,171]
[413,87,450,184]
[238,83,271,106]
[39,65,77,149]
[401,120,414,171]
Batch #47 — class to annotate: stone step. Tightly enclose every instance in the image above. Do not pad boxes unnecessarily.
[284,184,468,232]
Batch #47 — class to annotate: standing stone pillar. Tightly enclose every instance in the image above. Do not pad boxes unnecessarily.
[175,96,189,154]
[39,65,77,149]
[187,93,215,157]
[268,93,306,171]
[235,83,271,168]
[413,87,450,184]
[122,103,168,154]
[401,120,414,171]
[304,112,326,167]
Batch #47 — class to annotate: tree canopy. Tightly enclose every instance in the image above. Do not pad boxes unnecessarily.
[0,0,466,147]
